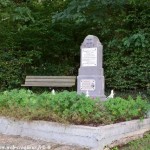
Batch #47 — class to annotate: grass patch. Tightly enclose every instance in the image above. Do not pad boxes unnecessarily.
[0,89,149,126]
[112,132,150,150]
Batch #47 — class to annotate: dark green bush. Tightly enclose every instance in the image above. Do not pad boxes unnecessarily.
[54,0,150,90]
[0,1,150,91]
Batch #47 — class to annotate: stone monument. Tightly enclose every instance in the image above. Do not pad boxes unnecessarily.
[77,35,106,100]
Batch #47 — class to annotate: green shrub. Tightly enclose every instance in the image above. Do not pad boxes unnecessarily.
[47,91,111,124]
[0,89,149,125]
[104,96,150,122]
[0,89,41,111]
[0,89,111,125]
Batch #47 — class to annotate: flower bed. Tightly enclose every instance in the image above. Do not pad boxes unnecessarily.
[0,89,149,126]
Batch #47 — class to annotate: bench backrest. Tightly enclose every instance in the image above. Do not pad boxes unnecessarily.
[22,76,76,87]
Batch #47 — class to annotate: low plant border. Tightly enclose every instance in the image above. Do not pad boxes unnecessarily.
[0,116,149,150]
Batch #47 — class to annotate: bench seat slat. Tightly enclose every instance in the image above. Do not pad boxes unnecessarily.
[26,76,76,79]
[22,83,74,87]
[22,76,76,88]
[24,81,75,85]
[25,79,75,82]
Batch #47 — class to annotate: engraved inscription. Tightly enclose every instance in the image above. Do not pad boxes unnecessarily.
[81,48,97,66]
[80,79,95,91]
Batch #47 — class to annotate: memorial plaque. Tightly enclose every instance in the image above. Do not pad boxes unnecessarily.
[80,79,95,91]
[81,48,97,66]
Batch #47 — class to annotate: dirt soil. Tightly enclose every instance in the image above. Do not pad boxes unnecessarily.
[0,134,89,150]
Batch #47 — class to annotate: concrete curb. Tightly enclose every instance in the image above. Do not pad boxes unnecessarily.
[0,117,150,150]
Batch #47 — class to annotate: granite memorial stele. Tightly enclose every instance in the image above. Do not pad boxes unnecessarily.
[77,35,106,101]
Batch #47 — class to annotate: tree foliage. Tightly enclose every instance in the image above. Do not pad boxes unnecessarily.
[54,0,150,89]
[0,0,149,90]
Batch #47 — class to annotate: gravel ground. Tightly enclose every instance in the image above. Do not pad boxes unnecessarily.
[0,134,89,150]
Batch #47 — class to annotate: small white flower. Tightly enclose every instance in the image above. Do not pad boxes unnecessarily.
[86,90,89,97]
[107,90,114,99]
[51,89,55,95]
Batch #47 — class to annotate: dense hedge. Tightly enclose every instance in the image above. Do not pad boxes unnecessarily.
[0,0,149,91]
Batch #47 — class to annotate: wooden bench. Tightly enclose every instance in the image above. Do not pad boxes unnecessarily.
[21,76,76,88]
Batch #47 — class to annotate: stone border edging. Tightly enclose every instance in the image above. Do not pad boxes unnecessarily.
[0,117,150,150]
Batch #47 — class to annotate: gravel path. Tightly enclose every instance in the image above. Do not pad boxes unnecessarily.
[0,134,89,150]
